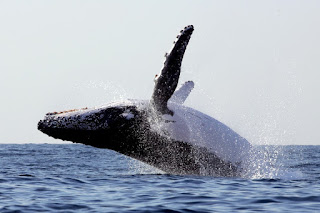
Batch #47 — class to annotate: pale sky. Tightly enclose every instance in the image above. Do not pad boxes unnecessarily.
[1,1,319,145]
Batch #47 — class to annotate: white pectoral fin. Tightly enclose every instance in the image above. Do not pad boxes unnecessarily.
[169,81,194,105]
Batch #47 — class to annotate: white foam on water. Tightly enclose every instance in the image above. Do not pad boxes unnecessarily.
[241,146,305,180]
[127,157,165,175]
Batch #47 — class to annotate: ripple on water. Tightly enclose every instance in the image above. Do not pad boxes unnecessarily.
[0,144,320,212]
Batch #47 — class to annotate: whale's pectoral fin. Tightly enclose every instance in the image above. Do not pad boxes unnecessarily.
[169,81,194,105]
[151,25,194,115]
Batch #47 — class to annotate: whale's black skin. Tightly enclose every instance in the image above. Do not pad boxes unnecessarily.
[151,25,194,115]
[38,104,238,176]
[38,25,245,176]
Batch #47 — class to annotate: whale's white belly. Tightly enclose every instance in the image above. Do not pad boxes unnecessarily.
[160,102,251,164]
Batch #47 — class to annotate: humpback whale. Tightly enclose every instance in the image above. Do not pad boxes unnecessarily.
[38,25,251,176]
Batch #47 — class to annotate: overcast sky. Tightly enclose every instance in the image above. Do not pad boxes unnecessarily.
[1,1,319,145]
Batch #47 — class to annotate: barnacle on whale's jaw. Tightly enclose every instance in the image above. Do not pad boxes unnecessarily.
[37,104,141,144]
[38,107,108,131]
[38,107,106,142]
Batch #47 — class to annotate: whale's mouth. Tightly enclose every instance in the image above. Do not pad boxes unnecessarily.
[39,107,110,130]
[37,119,49,133]
[37,104,141,143]
[38,106,108,142]
[38,119,74,141]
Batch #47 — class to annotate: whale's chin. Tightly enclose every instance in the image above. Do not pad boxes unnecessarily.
[38,121,88,143]
[37,104,148,149]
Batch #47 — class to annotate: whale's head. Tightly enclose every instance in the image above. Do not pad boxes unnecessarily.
[38,100,148,149]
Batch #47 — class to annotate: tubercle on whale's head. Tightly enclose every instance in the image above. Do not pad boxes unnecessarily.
[37,103,145,145]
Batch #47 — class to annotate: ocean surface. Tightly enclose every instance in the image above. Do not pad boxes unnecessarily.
[0,144,319,212]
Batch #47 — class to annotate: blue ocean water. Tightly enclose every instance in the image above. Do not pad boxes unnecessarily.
[0,144,319,212]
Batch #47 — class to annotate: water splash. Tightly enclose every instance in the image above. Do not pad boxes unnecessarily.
[70,79,129,108]
[241,145,304,180]
[127,157,165,175]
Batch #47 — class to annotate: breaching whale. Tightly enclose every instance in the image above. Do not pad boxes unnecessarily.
[38,25,251,176]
